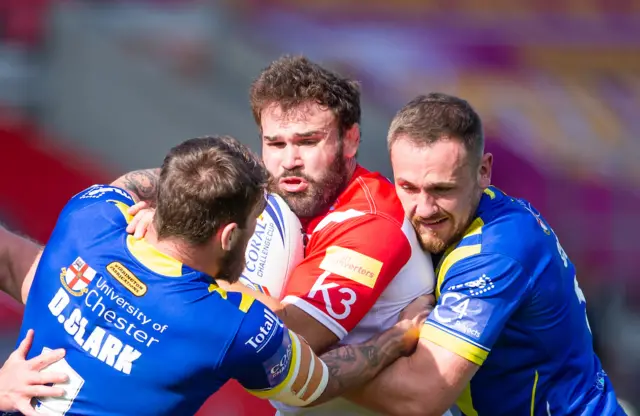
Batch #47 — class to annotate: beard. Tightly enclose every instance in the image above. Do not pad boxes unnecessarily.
[215,234,251,283]
[411,205,477,254]
[411,216,449,254]
[270,145,349,218]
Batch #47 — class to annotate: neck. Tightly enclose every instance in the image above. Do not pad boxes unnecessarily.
[464,189,485,228]
[144,224,219,277]
[345,158,358,183]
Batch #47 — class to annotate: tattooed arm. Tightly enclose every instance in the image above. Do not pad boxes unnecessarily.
[243,314,421,408]
[308,322,417,406]
[110,168,160,204]
[343,337,478,416]
[232,301,423,408]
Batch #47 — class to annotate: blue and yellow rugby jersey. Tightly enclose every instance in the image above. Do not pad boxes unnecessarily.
[13,185,300,416]
[421,186,624,416]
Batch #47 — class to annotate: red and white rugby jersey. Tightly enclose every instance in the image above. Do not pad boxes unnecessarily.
[281,165,436,344]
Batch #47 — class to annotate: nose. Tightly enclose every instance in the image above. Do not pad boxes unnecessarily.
[282,145,303,170]
[415,192,439,219]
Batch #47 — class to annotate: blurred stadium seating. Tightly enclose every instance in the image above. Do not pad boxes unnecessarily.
[0,0,638,413]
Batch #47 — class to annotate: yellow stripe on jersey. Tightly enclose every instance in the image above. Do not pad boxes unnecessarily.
[457,384,479,416]
[464,217,484,237]
[109,199,184,277]
[208,284,227,299]
[420,324,488,366]
[207,284,255,312]
[110,200,134,223]
[436,243,482,298]
[435,217,484,298]
[238,294,255,313]
[483,188,496,199]
[126,235,183,277]
[436,217,484,298]
[531,370,539,416]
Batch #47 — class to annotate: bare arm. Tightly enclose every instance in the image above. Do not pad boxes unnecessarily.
[0,226,43,304]
[110,168,160,204]
[283,303,340,353]
[345,337,479,416]
[310,322,415,406]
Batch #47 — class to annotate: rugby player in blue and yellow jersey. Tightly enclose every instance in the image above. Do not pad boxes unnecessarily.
[347,93,625,416]
[0,136,423,416]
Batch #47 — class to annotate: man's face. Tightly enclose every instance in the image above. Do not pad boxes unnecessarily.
[391,136,492,254]
[260,102,353,218]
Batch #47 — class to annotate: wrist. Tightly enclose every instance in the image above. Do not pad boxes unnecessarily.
[390,322,420,356]
[0,390,11,412]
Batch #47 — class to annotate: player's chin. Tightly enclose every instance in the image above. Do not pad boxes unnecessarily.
[418,232,448,254]
[280,194,321,218]
[275,188,306,204]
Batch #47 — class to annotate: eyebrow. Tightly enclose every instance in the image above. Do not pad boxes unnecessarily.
[396,178,456,189]
[427,182,456,190]
[263,130,327,141]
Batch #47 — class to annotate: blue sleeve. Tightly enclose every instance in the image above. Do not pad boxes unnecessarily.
[224,298,295,392]
[421,253,530,366]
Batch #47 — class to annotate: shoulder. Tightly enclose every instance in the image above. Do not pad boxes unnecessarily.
[333,168,404,224]
[61,184,135,221]
[47,185,135,244]
[68,184,135,207]
[311,172,406,240]
[475,189,555,263]
[309,210,414,271]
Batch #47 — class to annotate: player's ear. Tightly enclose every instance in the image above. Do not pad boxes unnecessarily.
[342,123,360,159]
[478,153,493,189]
[219,223,239,252]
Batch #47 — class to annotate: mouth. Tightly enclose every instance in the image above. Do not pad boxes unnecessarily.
[279,177,309,193]
[419,217,448,228]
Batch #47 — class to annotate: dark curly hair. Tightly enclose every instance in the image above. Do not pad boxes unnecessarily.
[250,55,361,136]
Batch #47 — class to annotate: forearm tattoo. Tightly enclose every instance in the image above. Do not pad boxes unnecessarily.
[318,326,402,398]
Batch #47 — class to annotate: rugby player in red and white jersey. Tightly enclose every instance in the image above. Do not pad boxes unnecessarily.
[246,56,446,416]
[125,56,448,415]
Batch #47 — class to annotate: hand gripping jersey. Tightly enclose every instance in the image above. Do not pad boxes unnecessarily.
[421,187,625,416]
[10,185,325,416]
[273,166,440,416]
